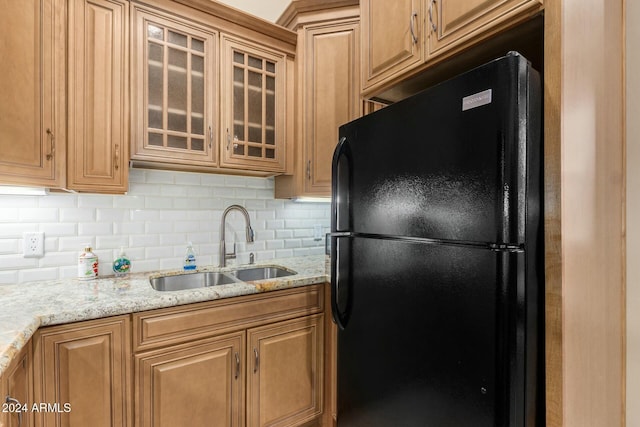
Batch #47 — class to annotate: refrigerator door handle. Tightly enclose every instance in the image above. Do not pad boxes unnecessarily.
[331,235,352,329]
[332,136,351,232]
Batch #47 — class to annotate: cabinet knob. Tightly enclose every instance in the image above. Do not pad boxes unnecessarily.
[410,11,419,44]
[5,396,23,427]
[235,352,240,379]
[253,348,259,373]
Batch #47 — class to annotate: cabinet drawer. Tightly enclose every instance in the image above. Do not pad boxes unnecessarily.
[133,285,324,352]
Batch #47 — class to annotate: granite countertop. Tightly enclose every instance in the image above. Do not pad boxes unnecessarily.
[0,255,328,377]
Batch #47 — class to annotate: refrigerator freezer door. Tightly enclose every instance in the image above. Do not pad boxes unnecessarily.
[334,236,530,426]
[337,53,541,246]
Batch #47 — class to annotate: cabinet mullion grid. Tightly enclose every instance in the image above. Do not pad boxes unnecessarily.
[147,23,205,152]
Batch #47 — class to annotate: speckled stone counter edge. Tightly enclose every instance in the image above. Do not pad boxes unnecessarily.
[0,255,329,377]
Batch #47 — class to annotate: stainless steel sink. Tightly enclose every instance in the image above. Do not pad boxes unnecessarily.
[150,272,238,291]
[229,266,296,281]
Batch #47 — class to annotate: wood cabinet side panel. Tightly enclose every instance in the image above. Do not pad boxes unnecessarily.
[2,341,33,427]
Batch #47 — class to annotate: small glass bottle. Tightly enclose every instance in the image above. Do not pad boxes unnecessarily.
[112,247,131,277]
[184,242,197,271]
[78,246,99,280]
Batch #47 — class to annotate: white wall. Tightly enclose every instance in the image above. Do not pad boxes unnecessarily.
[214,0,290,22]
[0,169,330,284]
[628,2,640,425]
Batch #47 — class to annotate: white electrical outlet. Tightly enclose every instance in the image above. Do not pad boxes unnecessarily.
[23,232,45,258]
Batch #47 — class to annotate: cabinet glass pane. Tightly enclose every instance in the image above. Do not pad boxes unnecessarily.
[192,138,204,151]
[192,54,205,136]
[148,24,164,40]
[233,65,245,141]
[167,47,187,132]
[227,45,280,163]
[168,30,187,47]
[148,43,163,130]
[248,146,262,157]
[167,135,187,149]
[266,61,275,73]
[149,132,163,146]
[191,38,204,53]
[248,71,262,142]
[248,55,262,70]
[143,20,211,156]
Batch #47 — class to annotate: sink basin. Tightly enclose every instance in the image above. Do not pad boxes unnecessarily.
[150,272,238,291]
[230,266,296,281]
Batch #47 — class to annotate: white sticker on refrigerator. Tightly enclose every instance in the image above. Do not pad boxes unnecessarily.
[462,89,492,111]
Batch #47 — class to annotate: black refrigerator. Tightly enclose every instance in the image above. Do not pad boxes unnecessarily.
[330,52,543,426]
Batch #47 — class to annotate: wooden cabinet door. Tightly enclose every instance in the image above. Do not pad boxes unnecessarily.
[220,35,287,173]
[67,0,128,193]
[0,0,65,188]
[426,0,543,58]
[131,5,218,166]
[303,20,360,196]
[135,332,245,427]
[2,341,33,427]
[361,0,423,91]
[247,314,324,427]
[33,316,131,427]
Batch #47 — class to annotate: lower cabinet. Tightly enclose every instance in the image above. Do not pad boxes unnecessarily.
[1,341,33,427]
[247,315,323,427]
[135,332,245,427]
[32,315,131,427]
[135,315,324,427]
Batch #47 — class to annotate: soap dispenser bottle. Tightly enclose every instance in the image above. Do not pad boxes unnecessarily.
[184,242,197,271]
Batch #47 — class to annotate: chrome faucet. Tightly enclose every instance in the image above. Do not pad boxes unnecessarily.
[219,204,255,267]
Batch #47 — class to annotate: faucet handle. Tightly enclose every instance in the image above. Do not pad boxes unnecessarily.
[249,252,255,264]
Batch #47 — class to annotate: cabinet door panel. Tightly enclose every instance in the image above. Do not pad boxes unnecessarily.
[427,0,542,57]
[221,35,287,172]
[247,314,324,427]
[33,316,130,427]
[304,21,360,196]
[131,5,217,166]
[361,0,422,90]
[135,333,244,427]
[67,0,128,192]
[0,0,65,187]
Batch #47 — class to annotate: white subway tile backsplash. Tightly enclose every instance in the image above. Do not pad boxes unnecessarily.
[0,169,329,284]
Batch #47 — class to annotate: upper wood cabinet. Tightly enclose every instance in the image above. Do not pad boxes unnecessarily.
[1,340,33,427]
[426,0,543,58]
[361,0,423,92]
[131,4,218,167]
[275,1,360,199]
[360,0,543,96]
[220,35,287,173]
[32,315,131,427]
[67,0,129,193]
[0,0,66,188]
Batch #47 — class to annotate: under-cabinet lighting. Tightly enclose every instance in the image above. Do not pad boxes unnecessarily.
[0,186,49,196]
[292,197,330,203]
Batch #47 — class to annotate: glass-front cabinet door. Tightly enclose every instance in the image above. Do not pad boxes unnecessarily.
[132,5,217,166]
[220,35,287,172]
